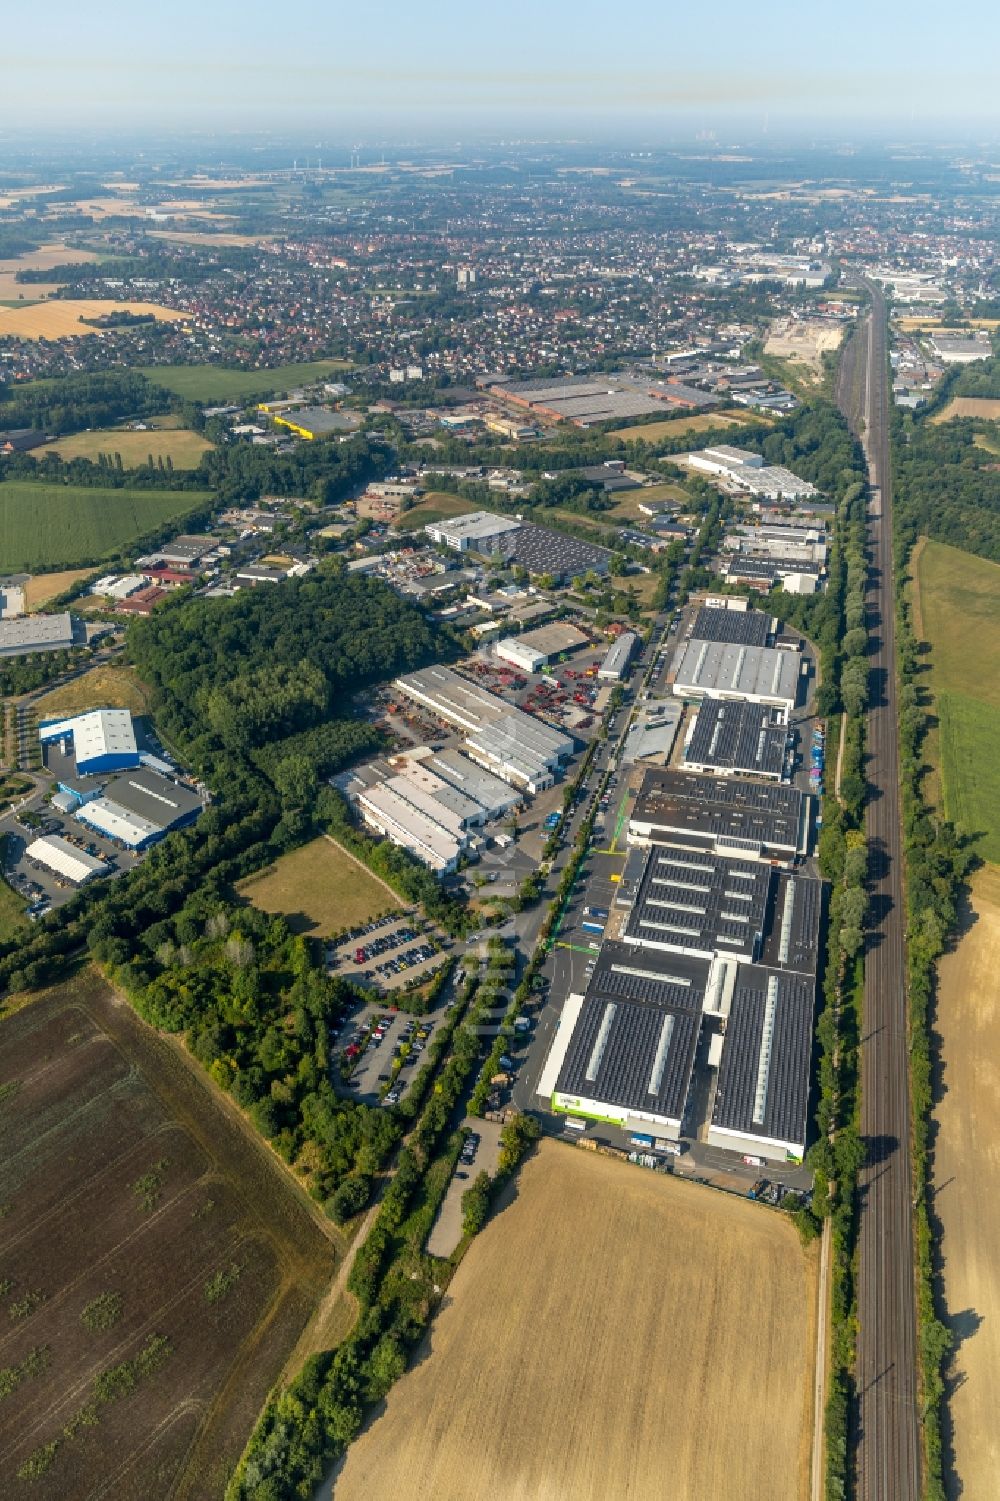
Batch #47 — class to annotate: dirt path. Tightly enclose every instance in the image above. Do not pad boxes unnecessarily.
[933,865,1000,1500]
[322,834,408,909]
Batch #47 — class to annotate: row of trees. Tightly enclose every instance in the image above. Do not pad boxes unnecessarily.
[894,547,971,1501]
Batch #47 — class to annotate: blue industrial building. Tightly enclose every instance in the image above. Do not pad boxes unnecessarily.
[38,709,140,777]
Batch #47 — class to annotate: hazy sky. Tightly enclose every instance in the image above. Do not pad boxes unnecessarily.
[4,0,999,134]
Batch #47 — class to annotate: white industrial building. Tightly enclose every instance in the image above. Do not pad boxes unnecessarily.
[356,782,463,873]
[425,749,522,819]
[394,665,573,792]
[495,637,544,673]
[671,639,802,712]
[684,446,817,501]
[26,835,108,885]
[0,612,75,658]
[424,510,522,553]
[928,331,992,365]
[598,631,639,682]
[39,708,139,776]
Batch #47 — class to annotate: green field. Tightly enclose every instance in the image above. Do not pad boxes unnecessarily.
[238,835,399,935]
[138,360,353,402]
[394,492,472,531]
[913,539,1000,862]
[0,481,212,571]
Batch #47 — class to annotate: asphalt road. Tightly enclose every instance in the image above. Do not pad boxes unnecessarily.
[842,284,922,1501]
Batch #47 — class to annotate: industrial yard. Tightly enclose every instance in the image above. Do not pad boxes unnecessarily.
[331,1143,816,1501]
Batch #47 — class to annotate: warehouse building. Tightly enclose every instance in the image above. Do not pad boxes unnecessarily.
[155,535,219,568]
[38,709,139,777]
[683,446,817,500]
[272,407,360,439]
[540,842,821,1159]
[395,665,574,770]
[682,700,789,780]
[356,782,462,873]
[465,716,561,793]
[494,522,610,580]
[598,631,639,682]
[75,768,203,849]
[519,622,590,660]
[26,835,108,885]
[690,606,772,648]
[545,945,709,1135]
[718,555,823,593]
[494,637,544,673]
[425,749,522,819]
[424,510,522,553]
[670,638,803,712]
[0,612,75,658]
[628,768,807,864]
[707,964,817,1161]
[392,759,487,828]
[928,331,992,365]
[621,845,772,962]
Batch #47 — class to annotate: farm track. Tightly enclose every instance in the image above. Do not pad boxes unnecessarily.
[838,284,922,1501]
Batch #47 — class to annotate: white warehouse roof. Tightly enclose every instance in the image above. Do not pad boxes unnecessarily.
[672,639,802,708]
[39,708,138,770]
[26,835,108,884]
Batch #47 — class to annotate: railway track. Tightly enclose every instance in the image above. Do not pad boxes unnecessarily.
[839,285,922,1501]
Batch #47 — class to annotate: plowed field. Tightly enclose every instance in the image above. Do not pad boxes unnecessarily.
[0,971,338,1500]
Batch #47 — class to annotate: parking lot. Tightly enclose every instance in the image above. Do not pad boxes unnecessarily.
[426,1117,504,1258]
[326,911,447,993]
[2,804,144,916]
[334,1003,446,1105]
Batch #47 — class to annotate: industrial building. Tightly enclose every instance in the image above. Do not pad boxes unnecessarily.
[683,446,817,500]
[493,371,721,427]
[356,782,463,873]
[493,522,610,580]
[690,605,772,647]
[682,700,789,780]
[38,709,140,777]
[394,665,574,792]
[540,839,821,1160]
[0,612,75,658]
[628,768,807,864]
[26,835,108,885]
[154,535,219,568]
[424,749,522,819]
[519,621,590,659]
[928,331,992,365]
[424,510,522,553]
[598,631,639,682]
[272,407,360,438]
[73,768,203,849]
[495,637,545,673]
[671,638,803,711]
[718,555,822,594]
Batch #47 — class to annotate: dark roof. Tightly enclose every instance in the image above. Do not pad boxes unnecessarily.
[100,768,202,829]
[624,845,771,960]
[556,943,708,1123]
[722,556,821,580]
[691,605,771,647]
[685,699,788,778]
[711,964,815,1148]
[759,872,823,976]
[493,523,610,579]
[631,769,804,857]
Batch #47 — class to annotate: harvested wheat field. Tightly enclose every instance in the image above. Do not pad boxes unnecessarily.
[933,864,1000,1500]
[931,397,1000,424]
[24,569,96,611]
[0,244,99,301]
[0,300,187,341]
[331,1143,816,1501]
